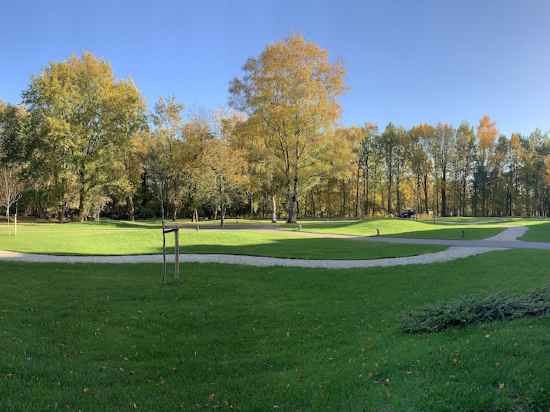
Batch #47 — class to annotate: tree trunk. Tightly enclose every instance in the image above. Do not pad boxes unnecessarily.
[423,173,429,213]
[287,191,297,223]
[387,174,392,215]
[287,174,298,223]
[128,196,135,221]
[415,173,421,213]
[219,177,225,227]
[248,192,253,216]
[78,170,86,222]
[355,165,360,217]
[396,157,404,214]
[58,188,65,224]
[271,194,277,223]
[441,168,447,217]
[461,176,467,216]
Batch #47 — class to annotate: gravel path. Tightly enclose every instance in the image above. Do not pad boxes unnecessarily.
[0,227,535,269]
[0,247,502,268]
[486,226,528,241]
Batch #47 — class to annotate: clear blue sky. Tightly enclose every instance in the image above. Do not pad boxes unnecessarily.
[2,0,550,135]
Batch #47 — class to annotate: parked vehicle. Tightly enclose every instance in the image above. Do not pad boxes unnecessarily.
[398,209,416,218]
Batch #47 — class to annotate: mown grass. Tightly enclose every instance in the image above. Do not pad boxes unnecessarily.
[520,221,550,242]
[0,221,445,259]
[1,249,550,410]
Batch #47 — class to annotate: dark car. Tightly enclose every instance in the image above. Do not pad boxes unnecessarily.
[398,209,416,218]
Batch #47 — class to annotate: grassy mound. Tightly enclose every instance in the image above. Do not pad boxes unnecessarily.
[402,285,550,333]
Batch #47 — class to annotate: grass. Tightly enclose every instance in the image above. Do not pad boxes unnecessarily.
[520,221,550,242]
[0,221,445,259]
[294,217,550,240]
[1,249,550,410]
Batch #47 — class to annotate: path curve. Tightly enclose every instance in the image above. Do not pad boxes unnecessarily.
[0,247,503,268]
[359,226,550,250]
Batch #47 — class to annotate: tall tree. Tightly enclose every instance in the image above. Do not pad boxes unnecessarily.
[475,115,498,215]
[380,123,403,214]
[430,123,455,216]
[229,35,346,223]
[22,53,146,221]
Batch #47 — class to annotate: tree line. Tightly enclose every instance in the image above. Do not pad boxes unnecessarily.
[1,36,550,224]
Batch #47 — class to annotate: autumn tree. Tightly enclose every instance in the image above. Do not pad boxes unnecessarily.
[22,53,146,221]
[429,123,455,216]
[408,124,432,213]
[358,124,378,215]
[199,137,247,226]
[453,122,475,215]
[474,115,498,215]
[229,35,346,223]
[380,123,404,214]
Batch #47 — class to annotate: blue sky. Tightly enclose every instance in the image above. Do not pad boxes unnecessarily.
[1,0,550,135]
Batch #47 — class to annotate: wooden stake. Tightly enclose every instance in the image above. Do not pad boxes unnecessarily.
[162,226,167,284]
[174,226,180,280]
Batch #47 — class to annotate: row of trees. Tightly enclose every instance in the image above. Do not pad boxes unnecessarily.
[2,36,550,224]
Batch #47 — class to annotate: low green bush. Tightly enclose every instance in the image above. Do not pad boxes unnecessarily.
[401,284,550,334]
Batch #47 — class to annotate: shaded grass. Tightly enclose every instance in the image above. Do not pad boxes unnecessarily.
[1,249,550,410]
[0,222,444,259]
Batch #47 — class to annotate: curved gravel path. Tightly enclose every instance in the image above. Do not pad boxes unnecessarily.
[0,227,533,269]
[359,226,550,250]
[0,247,502,268]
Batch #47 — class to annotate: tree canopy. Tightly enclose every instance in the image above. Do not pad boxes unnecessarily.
[3,40,550,223]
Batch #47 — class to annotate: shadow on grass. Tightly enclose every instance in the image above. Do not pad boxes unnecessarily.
[171,237,446,260]
[4,236,446,260]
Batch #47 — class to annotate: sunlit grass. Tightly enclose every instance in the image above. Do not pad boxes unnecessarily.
[293,217,549,239]
[0,221,444,259]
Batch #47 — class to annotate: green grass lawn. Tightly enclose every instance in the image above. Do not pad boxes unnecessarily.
[294,217,550,240]
[0,221,445,259]
[1,250,550,410]
[520,221,550,242]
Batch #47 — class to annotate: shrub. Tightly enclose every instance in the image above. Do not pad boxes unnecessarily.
[401,285,550,334]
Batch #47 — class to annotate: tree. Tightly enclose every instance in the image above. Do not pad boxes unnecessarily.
[380,123,403,214]
[22,52,146,221]
[430,123,455,216]
[199,138,247,226]
[0,166,23,225]
[229,35,346,223]
[149,97,187,220]
[408,125,431,214]
[454,122,475,215]
[0,103,27,227]
[475,115,498,215]
[508,133,523,215]
[359,124,378,216]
